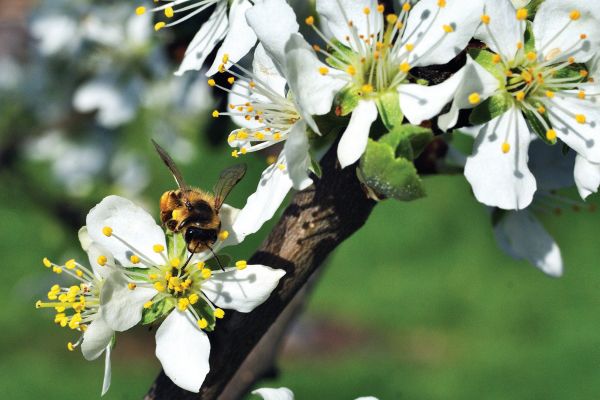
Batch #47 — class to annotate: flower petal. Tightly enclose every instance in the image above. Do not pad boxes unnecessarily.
[464,108,537,210]
[232,153,293,237]
[206,0,257,76]
[175,2,228,76]
[284,121,313,190]
[399,55,498,129]
[246,0,299,73]
[215,204,243,249]
[534,0,600,63]
[86,195,166,267]
[574,155,600,199]
[101,345,112,396]
[252,387,295,400]
[101,271,157,332]
[252,43,287,97]
[86,242,114,280]
[81,316,113,361]
[494,210,563,277]
[284,33,347,129]
[403,0,484,67]
[337,100,378,169]
[203,265,285,312]
[78,226,91,251]
[155,310,210,393]
[546,93,600,163]
[316,0,383,49]
[475,0,524,61]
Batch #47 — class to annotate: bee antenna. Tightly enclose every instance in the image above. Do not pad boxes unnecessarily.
[207,245,225,271]
[182,242,200,270]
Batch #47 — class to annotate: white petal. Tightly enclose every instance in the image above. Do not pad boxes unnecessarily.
[546,94,600,163]
[206,0,257,76]
[355,398,379,400]
[574,155,600,199]
[399,55,498,129]
[403,0,484,67]
[316,0,383,50]
[494,210,563,277]
[534,0,600,63]
[101,345,112,396]
[252,44,287,97]
[464,108,537,210]
[284,121,313,190]
[73,77,138,128]
[86,195,166,267]
[511,0,530,8]
[337,100,378,169]
[246,0,299,73]
[101,271,157,332]
[155,310,210,393]
[78,226,91,251]
[175,2,228,76]
[252,387,295,400]
[86,242,114,280]
[215,204,243,249]
[475,0,524,61]
[203,265,285,312]
[232,154,293,237]
[81,316,113,361]
[284,33,347,128]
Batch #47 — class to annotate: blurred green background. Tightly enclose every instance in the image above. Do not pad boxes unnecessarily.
[2,1,600,399]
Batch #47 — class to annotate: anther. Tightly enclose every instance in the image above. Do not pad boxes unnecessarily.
[399,62,411,73]
[43,257,52,268]
[468,93,481,105]
[481,15,490,24]
[164,7,174,18]
[305,16,314,26]
[207,79,216,87]
[236,260,247,270]
[438,0,446,7]
[570,10,581,20]
[402,3,411,12]
[97,255,107,266]
[197,318,208,329]
[212,110,220,118]
[515,91,526,101]
[516,8,528,21]
[128,283,137,290]
[143,301,153,309]
[135,6,146,15]
[575,114,586,124]
[443,24,454,33]
[102,226,113,237]
[214,308,225,319]
[154,22,166,31]
[546,129,557,141]
[153,244,165,253]
[218,230,229,241]
[502,142,511,154]
[318,67,329,76]
[201,268,212,279]
[130,255,140,264]
[546,90,555,98]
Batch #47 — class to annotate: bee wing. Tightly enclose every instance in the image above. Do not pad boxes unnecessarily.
[213,164,247,210]
[152,139,190,191]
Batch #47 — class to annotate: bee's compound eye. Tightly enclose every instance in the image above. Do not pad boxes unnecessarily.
[185,227,218,244]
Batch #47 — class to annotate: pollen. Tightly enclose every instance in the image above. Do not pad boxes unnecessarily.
[130,255,140,264]
[399,62,411,73]
[346,65,356,76]
[236,260,247,270]
[492,54,502,64]
[516,41,523,50]
[537,106,546,114]
[468,92,481,105]
[546,129,557,141]
[135,6,146,15]
[515,91,526,101]
[65,259,76,270]
[377,4,385,13]
[188,294,200,305]
[578,90,586,99]
[212,110,220,118]
[154,22,166,31]
[67,342,75,352]
[164,7,174,18]
[580,34,588,40]
[197,318,208,329]
[128,283,137,290]
[545,90,555,98]
[305,16,314,26]
[501,142,511,154]
[405,43,414,52]
[177,298,190,311]
[97,255,107,266]
[361,84,374,93]
[201,268,212,279]
[214,308,225,319]
[575,114,586,124]
[442,24,454,33]
[143,301,153,309]
[153,244,165,253]
[154,282,166,292]
[516,8,528,21]
[386,14,398,24]
[318,66,329,76]
[102,226,113,237]
[402,3,411,12]
[227,77,235,85]
[218,230,229,241]
[363,7,371,15]
[481,15,490,24]
[43,257,52,268]
[580,70,589,77]
[438,0,446,7]
[526,51,537,61]
[207,79,216,87]
[570,10,581,20]
[171,258,181,268]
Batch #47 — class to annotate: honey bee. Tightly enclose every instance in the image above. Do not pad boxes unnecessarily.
[152,140,246,254]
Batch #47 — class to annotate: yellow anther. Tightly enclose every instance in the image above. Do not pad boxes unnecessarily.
[386,14,398,24]
[570,10,581,20]
[53,266,63,274]
[102,226,113,237]
[492,54,502,64]
[214,308,225,319]
[67,342,75,351]
[236,131,249,140]
[207,79,216,87]
[501,142,511,154]
[521,70,533,83]
[438,0,446,7]
[143,301,153,309]
[154,282,166,292]
[516,8,528,20]
[154,22,166,31]
[481,15,490,24]
[363,7,371,15]
[526,51,537,61]
[212,110,220,118]
[35,300,42,309]
[135,6,146,15]
[227,133,236,143]
[537,106,546,114]
[231,150,239,158]
[128,283,137,290]
[277,164,286,171]
[516,41,523,50]
[318,66,329,75]
[266,155,277,165]
[405,43,414,52]
[578,90,586,99]
[177,298,190,311]
[546,90,555,98]
[377,4,385,13]
[580,70,589,77]
[236,260,247,270]
[130,255,141,264]
[546,129,557,141]
[273,132,282,140]
[575,114,586,124]
[153,244,165,253]
[65,259,76,270]
[568,57,575,64]
[442,24,454,33]
[402,3,411,12]
[188,294,200,305]
[468,92,481,105]
[43,257,52,268]
[201,268,212,279]
[218,230,229,241]
[55,306,65,312]
[400,62,411,73]
[305,16,314,26]
[346,65,356,76]
[515,91,526,101]
[164,7,174,18]
[361,84,373,93]
[75,270,83,277]
[581,34,588,40]
[171,258,181,268]
[227,77,235,85]
[222,53,229,64]
[97,255,108,266]
[197,318,208,329]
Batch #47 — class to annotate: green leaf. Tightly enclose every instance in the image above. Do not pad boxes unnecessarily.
[379,124,433,160]
[358,138,426,202]
[375,91,404,130]
[469,93,512,125]
[141,298,174,325]
[524,21,535,53]
[468,48,505,83]
[192,300,217,332]
[334,85,361,116]
[310,156,323,179]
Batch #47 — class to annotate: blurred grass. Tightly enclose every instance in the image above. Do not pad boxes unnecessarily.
[1,156,600,399]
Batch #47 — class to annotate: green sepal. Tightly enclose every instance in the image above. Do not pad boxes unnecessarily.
[205,254,232,271]
[469,93,512,125]
[521,102,556,145]
[166,232,186,260]
[552,63,587,83]
[379,124,433,160]
[127,267,153,282]
[192,300,217,332]
[468,48,505,83]
[334,85,361,116]
[325,40,354,71]
[375,91,404,130]
[141,298,174,325]
[524,21,535,53]
[526,0,545,16]
[310,156,323,179]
